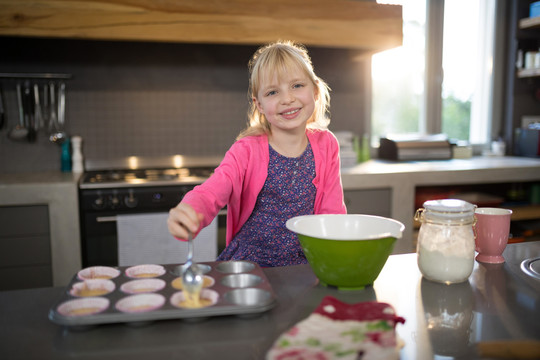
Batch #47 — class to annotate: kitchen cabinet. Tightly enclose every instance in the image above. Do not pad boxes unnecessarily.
[504,0,540,152]
[0,205,52,290]
[0,172,82,287]
[344,189,391,218]
[0,0,402,52]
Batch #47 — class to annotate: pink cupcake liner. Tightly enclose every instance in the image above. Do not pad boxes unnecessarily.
[120,278,166,294]
[69,279,116,297]
[115,293,166,313]
[170,289,219,309]
[171,275,215,290]
[125,264,166,279]
[57,297,109,317]
[77,266,120,280]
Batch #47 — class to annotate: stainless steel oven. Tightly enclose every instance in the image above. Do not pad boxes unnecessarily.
[78,156,223,267]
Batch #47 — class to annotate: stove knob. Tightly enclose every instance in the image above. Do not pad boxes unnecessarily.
[124,192,138,208]
[110,195,120,209]
[92,196,107,210]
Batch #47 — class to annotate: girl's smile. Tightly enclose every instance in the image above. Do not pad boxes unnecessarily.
[280,107,301,119]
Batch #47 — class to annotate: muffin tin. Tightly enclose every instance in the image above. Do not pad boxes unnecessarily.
[49,261,277,327]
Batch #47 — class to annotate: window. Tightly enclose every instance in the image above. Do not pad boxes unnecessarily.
[372,0,425,138]
[372,0,498,147]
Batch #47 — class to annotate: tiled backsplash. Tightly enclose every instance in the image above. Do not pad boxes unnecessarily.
[66,89,248,159]
[0,38,368,173]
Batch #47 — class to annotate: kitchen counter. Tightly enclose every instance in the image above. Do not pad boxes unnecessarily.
[0,241,538,360]
[1,156,539,286]
[0,171,82,286]
[341,156,540,253]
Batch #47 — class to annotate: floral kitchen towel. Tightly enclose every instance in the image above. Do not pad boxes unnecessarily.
[266,296,405,360]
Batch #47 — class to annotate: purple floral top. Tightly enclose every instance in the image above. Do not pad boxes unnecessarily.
[217,143,316,267]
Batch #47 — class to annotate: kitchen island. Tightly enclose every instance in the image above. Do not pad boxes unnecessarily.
[1,241,539,360]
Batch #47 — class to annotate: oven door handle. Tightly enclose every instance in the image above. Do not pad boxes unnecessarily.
[96,211,226,223]
[96,216,118,223]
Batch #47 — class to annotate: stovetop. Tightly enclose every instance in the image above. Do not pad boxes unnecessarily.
[79,167,215,189]
[79,155,222,189]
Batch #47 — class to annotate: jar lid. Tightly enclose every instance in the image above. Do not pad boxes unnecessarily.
[422,199,476,221]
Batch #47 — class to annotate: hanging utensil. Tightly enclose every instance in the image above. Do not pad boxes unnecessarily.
[8,83,28,141]
[0,84,5,130]
[49,82,66,145]
[33,84,44,131]
[47,82,56,134]
[42,83,49,129]
[57,82,65,129]
[24,82,37,143]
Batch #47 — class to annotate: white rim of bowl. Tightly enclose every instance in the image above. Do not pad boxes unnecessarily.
[286,214,405,240]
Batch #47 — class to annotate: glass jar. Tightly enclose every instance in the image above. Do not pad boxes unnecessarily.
[414,199,476,284]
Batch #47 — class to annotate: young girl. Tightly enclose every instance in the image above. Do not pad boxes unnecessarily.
[167,40,347,267]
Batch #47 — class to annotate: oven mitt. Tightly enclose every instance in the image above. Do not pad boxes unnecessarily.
[266,296,405,360]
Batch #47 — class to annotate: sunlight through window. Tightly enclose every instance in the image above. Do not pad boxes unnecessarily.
[373,0,495,146]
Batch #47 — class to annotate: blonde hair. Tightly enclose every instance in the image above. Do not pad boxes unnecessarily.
[237,40,331,140]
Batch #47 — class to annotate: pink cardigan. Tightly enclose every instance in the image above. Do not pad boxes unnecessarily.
[182,129,347,246]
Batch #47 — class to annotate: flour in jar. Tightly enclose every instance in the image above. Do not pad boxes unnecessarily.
[417,223,475,284]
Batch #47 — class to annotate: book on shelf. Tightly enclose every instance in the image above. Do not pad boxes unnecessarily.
[378,134,452,161]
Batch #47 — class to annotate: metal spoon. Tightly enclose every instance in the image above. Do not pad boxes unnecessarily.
[57,82,65,129]
[48,82,66,145]
[172,230,203,299]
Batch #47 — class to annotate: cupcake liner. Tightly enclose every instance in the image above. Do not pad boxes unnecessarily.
[70,279,116,297]
[125,264,166,278]
[115,294,166,313]
[171,275,215,290]
[78,266,120,280]
[57,297,109,317]
[120,279,166,294]
[170,289,219,309]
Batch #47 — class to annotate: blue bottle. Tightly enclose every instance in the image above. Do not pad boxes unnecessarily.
[61,137,72,172]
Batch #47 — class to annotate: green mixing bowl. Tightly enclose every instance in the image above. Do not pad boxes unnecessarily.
[286,214,405,290]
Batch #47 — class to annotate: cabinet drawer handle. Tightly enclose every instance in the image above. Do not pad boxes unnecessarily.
[96,216,117,223]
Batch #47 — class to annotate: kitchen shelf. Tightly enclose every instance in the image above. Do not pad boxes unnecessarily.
[508,204,540,221]
[517,68,540,78]
[0,0,402,52]
[519,16,540,29]
[0,73,72,80]
[516,15,540,79]
[507,1,540,155]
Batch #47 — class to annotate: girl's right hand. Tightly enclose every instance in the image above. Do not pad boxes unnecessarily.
[167,202,203,241]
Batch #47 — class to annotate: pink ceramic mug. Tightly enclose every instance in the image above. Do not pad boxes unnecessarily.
[474,207,512,264]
